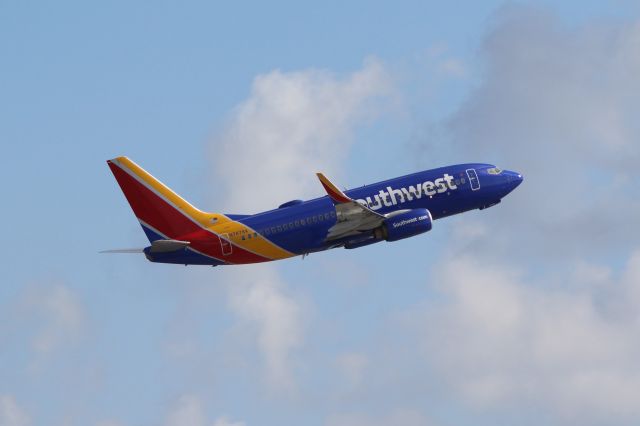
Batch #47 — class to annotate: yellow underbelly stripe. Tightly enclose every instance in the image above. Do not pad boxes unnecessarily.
[211,221,295,260]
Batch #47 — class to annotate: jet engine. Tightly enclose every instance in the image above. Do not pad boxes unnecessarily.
[374,208,433,242]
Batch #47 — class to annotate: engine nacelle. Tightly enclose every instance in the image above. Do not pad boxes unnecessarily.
[374,208,433,242]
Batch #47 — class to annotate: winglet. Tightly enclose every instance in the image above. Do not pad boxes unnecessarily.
[316,173,352,204]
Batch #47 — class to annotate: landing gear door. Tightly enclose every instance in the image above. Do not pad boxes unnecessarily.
[466,169,480,191]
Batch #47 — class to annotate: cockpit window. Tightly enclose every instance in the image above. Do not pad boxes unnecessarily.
[487,167,502,175]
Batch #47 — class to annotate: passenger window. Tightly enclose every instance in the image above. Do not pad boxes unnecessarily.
[324,213,330,220]
[271,227,276,233]
[277,225,282,232]
[294,220,300,227]
[289,222,293,228]
[312,216,318,223]
[283,223,288,230]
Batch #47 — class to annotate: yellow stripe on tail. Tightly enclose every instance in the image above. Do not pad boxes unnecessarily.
[112,156,228,228]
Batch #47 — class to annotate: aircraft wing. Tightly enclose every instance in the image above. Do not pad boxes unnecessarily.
[316,173,385,241]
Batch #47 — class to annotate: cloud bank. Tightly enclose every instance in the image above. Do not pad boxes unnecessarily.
[445,6,640,261]
[165,394,244,426]
[403,6,640,425]
[206,59,395,392]
[419,251,640,421]
[211,58,393,213]
[0,395,30,426]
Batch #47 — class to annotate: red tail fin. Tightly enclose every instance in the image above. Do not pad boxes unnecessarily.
[107,157,224,242]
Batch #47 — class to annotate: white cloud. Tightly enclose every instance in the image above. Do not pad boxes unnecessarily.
[418,251,640,421]
[212,416,245,426]
[95,421,125,426]
[164,394,206,426]
[1,281,86,365]
[622,250,640,303]
[397,7,640,425]
[164,394,244,426]
[226,266,304,391]
[450,7,640,168]
[335,352,369,389]
[207,59,394,392]
[439,6,640,260]
[210,58,394,213]
[0,395,30,426]
[326,408,433,426]
[29,284,84,354]
[437,58,467,78]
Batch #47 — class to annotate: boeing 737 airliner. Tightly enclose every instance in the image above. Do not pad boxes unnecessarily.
[105,157,523,266]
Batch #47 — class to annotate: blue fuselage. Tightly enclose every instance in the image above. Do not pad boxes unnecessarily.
[236,163,523,255]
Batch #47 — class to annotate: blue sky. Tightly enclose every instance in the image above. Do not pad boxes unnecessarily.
[2,1,640,425]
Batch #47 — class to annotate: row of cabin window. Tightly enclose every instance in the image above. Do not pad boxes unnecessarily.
[261,211,336,236]
[246,179,472,241]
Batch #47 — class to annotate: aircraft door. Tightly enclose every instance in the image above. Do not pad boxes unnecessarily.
[220,233,233,255]
[466,169,480,191]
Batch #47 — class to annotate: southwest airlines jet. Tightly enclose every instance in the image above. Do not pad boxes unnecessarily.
[106,157,523,266]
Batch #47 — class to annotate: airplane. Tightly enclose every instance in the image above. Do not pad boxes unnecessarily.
[105,156,523,266]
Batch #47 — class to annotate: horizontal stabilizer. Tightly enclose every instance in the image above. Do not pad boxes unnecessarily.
[100,248,144,254]
[101,239,190,254]
[149,239,190,253]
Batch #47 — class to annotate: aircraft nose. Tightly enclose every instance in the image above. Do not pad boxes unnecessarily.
[504,170,523,192]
